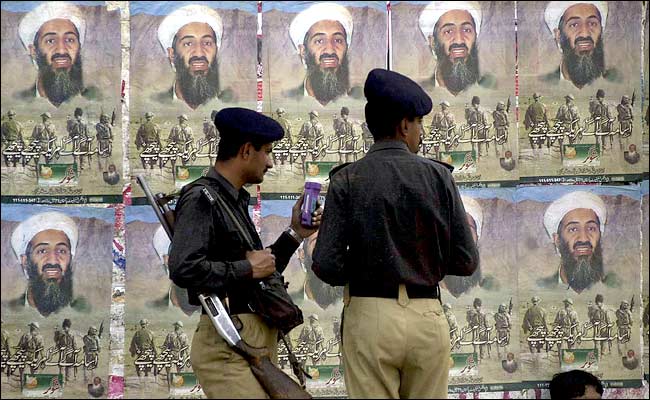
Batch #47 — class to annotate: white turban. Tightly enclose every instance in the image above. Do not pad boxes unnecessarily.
[418,1,482,45]
[544,1,608,34]
[11,211,79,259]
[153,225,171,262]
[157,5,223,53]
[543,191,607,239]
[289,3,353,53]
[18,1,86,50]
[461,195,483,240]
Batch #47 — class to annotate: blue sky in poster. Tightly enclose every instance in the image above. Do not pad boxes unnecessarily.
[263,1,386,13]
[130,1,256,16]
[515,185,641,202]
[126,205,164,224]
[126,204,263,222]
[1,1,103,12]
[1,204,114,223]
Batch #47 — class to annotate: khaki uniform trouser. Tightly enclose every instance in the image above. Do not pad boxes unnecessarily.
[191,313,278,399]
[342,284,451,399]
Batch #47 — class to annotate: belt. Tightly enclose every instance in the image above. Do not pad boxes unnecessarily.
[349,284,440,299]
[200,297,251,315]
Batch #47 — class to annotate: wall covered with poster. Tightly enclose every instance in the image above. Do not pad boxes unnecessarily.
[1,1,124,201]
[1,1,649,399]
[1,205,114,398]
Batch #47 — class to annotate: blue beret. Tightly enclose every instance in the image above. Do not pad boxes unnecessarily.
[214,107,284,143]
[364,69,432,118]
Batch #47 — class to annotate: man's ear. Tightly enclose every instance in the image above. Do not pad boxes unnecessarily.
[553,28,562,52]
[240,142,252,160]
[167,47,176,70]
[552,232,561,252]
[20,254,29,279]
[298,44,306,65]
[397,118,409,138]
[28,44,38,68]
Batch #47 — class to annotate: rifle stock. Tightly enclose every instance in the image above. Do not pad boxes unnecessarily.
[233,341,311,399]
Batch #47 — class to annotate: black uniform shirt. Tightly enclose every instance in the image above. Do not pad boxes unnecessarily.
[312,140,479,295]
[168,167,299,311]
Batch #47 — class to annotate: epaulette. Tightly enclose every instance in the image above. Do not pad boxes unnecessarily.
[328,162,351,179]
[427,158,455,172]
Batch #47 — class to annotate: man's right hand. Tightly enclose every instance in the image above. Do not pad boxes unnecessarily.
[247,249,276,278]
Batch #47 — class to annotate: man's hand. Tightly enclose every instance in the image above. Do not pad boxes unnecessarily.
[247,249,276,278]
[290,193,323,239]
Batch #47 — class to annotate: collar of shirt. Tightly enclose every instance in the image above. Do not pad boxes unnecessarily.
[34,78,41,98]
[206,167,251,207]
[367,140,411,155]
[559,62,568,82]
[172,80,177,101]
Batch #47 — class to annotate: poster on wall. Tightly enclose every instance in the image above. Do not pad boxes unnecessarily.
[0,1,123,201]
[515,185,642,388]
[261,1,387,196]
[1,205,114,398]
[123,206,201,399]
[517,1,645,182]
[258,200,346,397]
[641,180,649,382]
[643,3,649,174]
[128,1,258,198]
[392,1,517,186]
[440,188,520,392]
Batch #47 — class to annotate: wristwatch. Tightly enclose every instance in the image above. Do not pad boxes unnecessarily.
[285,226,302,244]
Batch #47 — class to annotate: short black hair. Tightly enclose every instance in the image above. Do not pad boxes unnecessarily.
[365,103,417,141]
[216,135,266,161]
[549,370,603,399]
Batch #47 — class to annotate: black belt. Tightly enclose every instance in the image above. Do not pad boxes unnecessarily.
[200,297,251,315]
[350,284,440,299]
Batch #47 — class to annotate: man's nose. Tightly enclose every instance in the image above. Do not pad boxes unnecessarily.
[577,23,591,38]
[54,40,68,55]
[452,29,465,45]
[324,38,339,54]
[191,44,207,58]
[43,251,61,264]
[576,229,590,242]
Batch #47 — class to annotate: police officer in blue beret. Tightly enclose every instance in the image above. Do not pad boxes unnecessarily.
[312,69,479,398]
[168,107,322,398]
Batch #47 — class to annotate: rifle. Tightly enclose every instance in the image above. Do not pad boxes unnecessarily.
[136,174,311,399]
[98,320,105,339]
[506,96,511,114]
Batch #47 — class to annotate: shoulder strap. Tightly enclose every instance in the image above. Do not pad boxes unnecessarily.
[184,178,256,250]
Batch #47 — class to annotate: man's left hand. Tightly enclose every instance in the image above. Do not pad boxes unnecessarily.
[290,193,323,239]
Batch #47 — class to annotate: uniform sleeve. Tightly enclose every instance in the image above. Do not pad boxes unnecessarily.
[268,232,301,274]
[444,171,480,277]
[311,171,350,286]
[168,188,253,294]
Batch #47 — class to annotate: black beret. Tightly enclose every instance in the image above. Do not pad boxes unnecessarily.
[214,107,284,143]
[364,69,432,118]
[596,89,605,98]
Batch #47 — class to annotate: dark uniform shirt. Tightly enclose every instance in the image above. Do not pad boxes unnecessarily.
[312,140,479,295]
[168,167,300,311]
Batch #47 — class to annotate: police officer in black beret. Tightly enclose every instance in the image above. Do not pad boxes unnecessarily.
[312,69,479,398]
[168,107,322,398]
